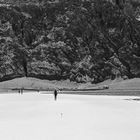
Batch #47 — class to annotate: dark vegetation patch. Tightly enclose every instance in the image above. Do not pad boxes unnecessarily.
[0,0,140,83]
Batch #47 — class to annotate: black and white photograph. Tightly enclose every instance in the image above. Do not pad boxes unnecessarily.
[0,0,140,140]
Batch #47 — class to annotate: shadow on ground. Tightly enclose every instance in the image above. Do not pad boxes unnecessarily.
[125,98,140,101]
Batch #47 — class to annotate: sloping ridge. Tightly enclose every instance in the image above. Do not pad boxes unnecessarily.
[0,77,80,91]
[109,78,140,90]
[1,78,140,94]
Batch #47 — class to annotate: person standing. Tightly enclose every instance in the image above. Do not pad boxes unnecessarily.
[54,89,58,101]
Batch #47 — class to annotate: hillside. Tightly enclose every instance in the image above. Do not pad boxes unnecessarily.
[1,77,140,93]
[82,77,140,90]
[0,0,140,83]
[0,77,80,91]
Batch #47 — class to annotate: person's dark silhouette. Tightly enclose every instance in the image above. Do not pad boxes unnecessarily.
[54,90,58,101]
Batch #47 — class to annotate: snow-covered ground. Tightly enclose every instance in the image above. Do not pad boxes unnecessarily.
[0,92,140,140]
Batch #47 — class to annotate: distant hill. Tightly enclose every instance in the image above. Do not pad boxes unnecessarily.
[1,77,140,96]
[0,77,79,91]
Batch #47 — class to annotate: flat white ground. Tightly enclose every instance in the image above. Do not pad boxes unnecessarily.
[0,92,140,140]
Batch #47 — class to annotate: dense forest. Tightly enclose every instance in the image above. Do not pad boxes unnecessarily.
[0,0,140,83]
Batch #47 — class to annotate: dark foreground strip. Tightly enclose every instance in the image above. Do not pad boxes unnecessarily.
[60,90,140,96]
[0,88,140,96]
